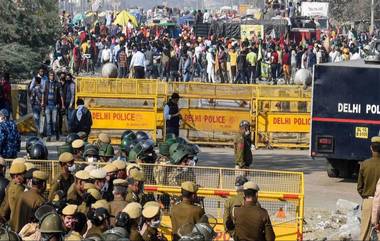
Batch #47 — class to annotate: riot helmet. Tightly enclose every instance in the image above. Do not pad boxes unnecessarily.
[121,130,136,142]
[101,227,128,241]
[26,136,41,154]
[135,131,149,142]
[39,212,65,233]
[29,142,48,160]
[66,133,80,145]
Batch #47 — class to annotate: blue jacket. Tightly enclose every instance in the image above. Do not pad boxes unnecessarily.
[0,120,21,158]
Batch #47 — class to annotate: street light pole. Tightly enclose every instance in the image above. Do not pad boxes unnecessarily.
[370,0,374,34]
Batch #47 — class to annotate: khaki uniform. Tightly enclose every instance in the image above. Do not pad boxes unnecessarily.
[48,173,75,201]
[234,133,252,168]
[18,222,41,241]
[233,202,275,241]
[67,183,84,205]
[170,199,205,240]
[167,168,196,186]
[77,202,89,215]
[141,224,166,241]
[0,180,24,225]
[224,191,244,234]
[13,188,46,232]
[130,225,144,241]
[357,156,380,241]
[85,225,104,239]
[126,190,144,204]
[109,196,127,225]
[65,231,83,241]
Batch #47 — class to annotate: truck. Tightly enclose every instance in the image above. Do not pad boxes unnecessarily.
[310,59,380,178]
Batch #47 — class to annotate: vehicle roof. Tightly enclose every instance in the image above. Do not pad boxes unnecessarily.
[318,60,380,69]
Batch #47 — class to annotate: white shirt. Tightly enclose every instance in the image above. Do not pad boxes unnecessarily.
[316,51,322,64]
[351,53,361,60]
[102,48,111,62]
[130,51,146,68]
[203,12,210,23]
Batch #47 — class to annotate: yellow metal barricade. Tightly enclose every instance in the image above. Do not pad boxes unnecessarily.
[75,77,311,148]
[6,159,304,240]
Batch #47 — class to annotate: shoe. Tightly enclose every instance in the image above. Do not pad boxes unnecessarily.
[46,137,51,142]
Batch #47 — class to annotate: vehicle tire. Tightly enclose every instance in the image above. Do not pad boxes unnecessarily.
[326,161,338,178]
[337,160,352,179]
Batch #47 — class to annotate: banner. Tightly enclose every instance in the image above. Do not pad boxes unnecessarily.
[180,109,250,133]
[258,113,310,133]
[241,24,264,40]
[91,109,156,130]
[301,2,329,17]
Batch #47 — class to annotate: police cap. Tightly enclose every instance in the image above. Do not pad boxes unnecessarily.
[59,152,74,163]
[243,181,260,191]
[62,204,78,216]
[112,160,126,170]
[12,157,26,164]
[72,139,84,149]
[24,162,35,171]
[33,170,49,181]
[129,169,145,182]
[92,199,110,213]
[143,201,161,209]
[181,181,198,193]
[90,168,107,179]
[75,170,90,180]
[9,162,26,175]
[98,133,111,144]
[142,205,160,219]
[113,179,128,187]
[103,163,117,173]
[126,163,141,175]
[84,165,96,172]
[122,202,142,219]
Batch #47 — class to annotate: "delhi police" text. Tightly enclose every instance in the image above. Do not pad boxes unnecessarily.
[337,103,380,114]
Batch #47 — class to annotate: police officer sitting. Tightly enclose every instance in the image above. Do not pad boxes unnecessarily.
[232,181,275,241]
[234,120,253,169]
[170,181,205,241]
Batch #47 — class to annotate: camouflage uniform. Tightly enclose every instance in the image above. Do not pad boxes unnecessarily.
[167,167,196,186]
[153,155,170,185]
[234,133,252,168]
[0,120,21,158]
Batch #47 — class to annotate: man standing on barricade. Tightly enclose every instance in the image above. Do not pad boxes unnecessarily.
[357,136,380,240]
[234,120,253,170]
[164,93,182,137]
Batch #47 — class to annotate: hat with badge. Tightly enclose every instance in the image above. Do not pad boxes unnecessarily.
[12,157,26,165]
[181,181,198,193]
[75,170,90,180]
[103,163,118,173]
[62,204,78,216]
[143,201,161,209]
[371,136,380,143]
[142,205,160,219]
[98,133,111,144]
[113,179,128,187]
[243,181,260,191]
[59,152,74,163]
[126,163,141,176]
[33,170,49,181]
[9,162,26,175]
[72,139,84,149]
[84,165,96,173]
[129,170,145,182]
[112,160,126,170]
[87,188,102,200]
[90,168,107,179]
[122,202,142,219]
[24,162,35,171]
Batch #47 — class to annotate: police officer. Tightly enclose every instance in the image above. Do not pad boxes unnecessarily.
[78,188,102,215]
[39,212,66,241]
[113,160,127,179]
[109,179,128,226]
[232,181,275,241]
[67,170,90,205]
[0,109,21,158]
[167,144,196,186]
[0,161,26,229]
[58,133,79,155]
[49,152,75,201]
[64,212,87,241]
[224,175,248,236]
[89,168,107,192]
[170,181,205,241]
[84,144,99,163]
[99,144,115,162]
[85,200,111,239]
[164,93,182,137]
[72,139,85,162]
[94,133,111,150]
[61,204,78,232]
[0,157,9,204]
[358,136,380,240]
[141,204,166,241]
[102,163,118,201]
[122,202,144,241]
[118,131,137,161]
[126,170,146,204]
[234,120,253,169]
[13,170,48,232]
